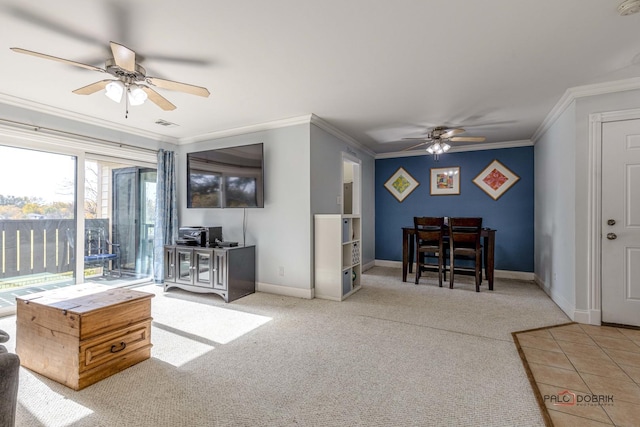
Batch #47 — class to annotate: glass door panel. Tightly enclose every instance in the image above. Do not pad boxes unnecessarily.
[112,167,138,272]
[194,250,211,286]
[139,170,156,276]
[176,249,192,284]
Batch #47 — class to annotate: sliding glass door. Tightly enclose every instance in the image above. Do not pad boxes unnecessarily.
[112,166,157,276]
[84,159,156,284]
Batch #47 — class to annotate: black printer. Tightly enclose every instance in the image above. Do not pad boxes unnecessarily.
[177,226,222,247]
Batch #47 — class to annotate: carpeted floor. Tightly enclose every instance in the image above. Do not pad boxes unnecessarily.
[0,267,571,427]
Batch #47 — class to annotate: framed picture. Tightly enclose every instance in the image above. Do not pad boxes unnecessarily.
[430,167,460,195]
[384,167,419,202]
[473,159,520,200]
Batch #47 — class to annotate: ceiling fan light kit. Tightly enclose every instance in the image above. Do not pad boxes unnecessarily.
[426,141,450,155]
[402,125,486,158]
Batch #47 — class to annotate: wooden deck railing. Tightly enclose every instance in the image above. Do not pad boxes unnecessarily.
[0,218,109,283]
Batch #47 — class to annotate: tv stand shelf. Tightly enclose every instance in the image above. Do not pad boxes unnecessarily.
[163,245,255,302]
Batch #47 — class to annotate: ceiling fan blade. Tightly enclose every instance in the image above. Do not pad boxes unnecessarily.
[10,47,105,72]
[449,136,486,142]
[402,137,430,141]
[110,41,136,72]
[141,86,176,111]
[146,77,210,97]
[72,80,112,95]
[440,128,465,139]
[402,141,429,151]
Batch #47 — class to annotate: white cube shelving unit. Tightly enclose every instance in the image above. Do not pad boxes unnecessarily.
[314,214,362,301]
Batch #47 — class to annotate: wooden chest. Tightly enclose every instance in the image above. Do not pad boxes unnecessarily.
[16,283,154,390]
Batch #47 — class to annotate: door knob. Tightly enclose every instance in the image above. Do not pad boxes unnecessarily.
[607,233,617,240]
[607,219,616,226]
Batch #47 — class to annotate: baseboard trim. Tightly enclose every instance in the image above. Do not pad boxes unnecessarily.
[374,259,402,268]
[533,274,600,324]
[495,270,535,281]
[362,260,376,271]
[373,259,534,280]
[256,282,314,299]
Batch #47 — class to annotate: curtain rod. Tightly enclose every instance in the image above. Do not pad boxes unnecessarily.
[0,117,160,154]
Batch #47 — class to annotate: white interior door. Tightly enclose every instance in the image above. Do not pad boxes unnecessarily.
[601,119,640,326]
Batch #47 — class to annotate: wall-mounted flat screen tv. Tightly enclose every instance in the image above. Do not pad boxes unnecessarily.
[187,143,264,208]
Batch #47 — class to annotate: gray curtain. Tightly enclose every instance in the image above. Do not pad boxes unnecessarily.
[153,149,178,283]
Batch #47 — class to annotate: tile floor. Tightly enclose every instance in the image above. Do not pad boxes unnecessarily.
[514,323,640,426]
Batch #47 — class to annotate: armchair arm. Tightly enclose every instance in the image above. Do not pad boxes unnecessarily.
[0,345,20,427]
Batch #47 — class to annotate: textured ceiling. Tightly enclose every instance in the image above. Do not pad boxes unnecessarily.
[1,0,640,155]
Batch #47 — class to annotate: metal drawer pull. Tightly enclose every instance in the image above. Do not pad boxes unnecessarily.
[110,342,127,353]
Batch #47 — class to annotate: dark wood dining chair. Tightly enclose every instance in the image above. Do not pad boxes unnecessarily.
[448,217,483,292]
[414,217,446,287]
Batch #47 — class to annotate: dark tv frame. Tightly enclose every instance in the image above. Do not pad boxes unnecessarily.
[187,143,264,208]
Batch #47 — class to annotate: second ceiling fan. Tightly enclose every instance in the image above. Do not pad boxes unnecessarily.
[403,126,486,154]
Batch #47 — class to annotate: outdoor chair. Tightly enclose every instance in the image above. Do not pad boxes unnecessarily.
[84,227,121,277]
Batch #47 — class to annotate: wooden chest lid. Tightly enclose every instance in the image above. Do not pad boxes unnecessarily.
[17,283,154,314]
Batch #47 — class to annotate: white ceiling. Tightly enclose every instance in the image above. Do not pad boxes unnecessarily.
[1,0,640,155]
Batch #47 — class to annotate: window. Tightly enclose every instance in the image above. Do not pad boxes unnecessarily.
[0,145,77,306]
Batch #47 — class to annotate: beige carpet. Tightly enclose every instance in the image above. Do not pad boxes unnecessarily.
[0,267,570,427]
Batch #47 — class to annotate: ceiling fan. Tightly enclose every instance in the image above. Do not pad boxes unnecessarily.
[402,126,486,154]
[10,41,210,113]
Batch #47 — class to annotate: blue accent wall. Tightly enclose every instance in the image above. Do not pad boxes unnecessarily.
[375,146,534,272]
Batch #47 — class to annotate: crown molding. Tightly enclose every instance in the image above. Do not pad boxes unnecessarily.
[179,115,314,144]
[309,114,376,157]
[531,77,640,142]
[375,139,533,159]
[180,113,377,157]
[0,92,179,145]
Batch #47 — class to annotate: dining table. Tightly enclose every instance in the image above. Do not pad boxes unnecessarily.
[402,226,496,290]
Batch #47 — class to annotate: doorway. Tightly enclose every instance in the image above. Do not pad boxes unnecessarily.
[589,109,640,327]
[342,154,361,215]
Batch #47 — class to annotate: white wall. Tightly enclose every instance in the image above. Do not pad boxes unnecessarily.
[178,123,314,297]
[534,102,576,316]
[309,124,375,267]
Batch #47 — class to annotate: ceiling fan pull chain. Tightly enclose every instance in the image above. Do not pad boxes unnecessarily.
[125,87,129,119]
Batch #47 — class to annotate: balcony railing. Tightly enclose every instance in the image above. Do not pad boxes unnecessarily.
[0,218,109,289]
